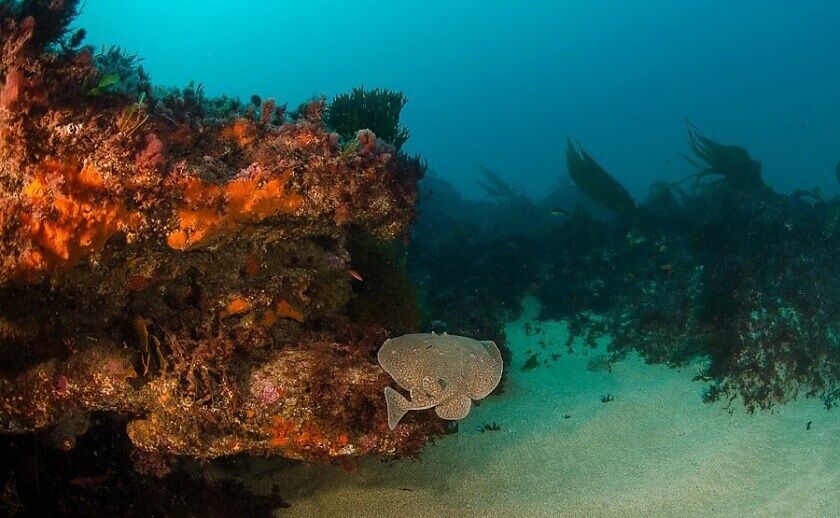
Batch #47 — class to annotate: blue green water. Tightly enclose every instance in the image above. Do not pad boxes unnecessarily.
[78,1,840,199]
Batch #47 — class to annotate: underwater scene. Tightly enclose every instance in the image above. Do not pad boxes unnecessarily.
[0,1,838,516]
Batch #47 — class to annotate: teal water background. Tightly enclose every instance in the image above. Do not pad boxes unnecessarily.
[77,1,840,199]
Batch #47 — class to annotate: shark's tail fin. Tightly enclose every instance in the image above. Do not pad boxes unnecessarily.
[384,386,411,430]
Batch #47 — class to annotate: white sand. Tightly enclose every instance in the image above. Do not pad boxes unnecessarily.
[254,297,839,518]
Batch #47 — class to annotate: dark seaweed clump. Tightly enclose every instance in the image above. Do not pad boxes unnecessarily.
[326,86,410,150]
[409,124,839,412]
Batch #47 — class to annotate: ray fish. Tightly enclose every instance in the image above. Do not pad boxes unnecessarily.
[377,332,503,429]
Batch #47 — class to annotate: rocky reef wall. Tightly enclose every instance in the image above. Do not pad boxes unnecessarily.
[0,0,440,472]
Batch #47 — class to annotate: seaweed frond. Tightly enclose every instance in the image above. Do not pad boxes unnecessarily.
[683,120,765,190]
[90,45,151,99]
[477,166,530,208]
[565,137,637,220]
[326,86,410,150]
[4,0,82,50]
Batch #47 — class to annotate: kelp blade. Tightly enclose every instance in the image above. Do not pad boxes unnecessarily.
[565,138,636,219]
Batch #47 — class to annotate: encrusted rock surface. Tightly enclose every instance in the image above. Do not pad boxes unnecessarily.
[0,0,440,464]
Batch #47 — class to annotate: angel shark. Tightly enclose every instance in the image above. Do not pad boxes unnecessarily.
[377,332,504,429]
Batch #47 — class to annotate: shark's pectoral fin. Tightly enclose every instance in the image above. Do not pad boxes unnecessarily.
[435,395,472,420]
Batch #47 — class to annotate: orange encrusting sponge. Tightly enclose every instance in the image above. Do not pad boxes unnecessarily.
[15,160,140,278]
[166,170,304,250]
[261,299,306,325]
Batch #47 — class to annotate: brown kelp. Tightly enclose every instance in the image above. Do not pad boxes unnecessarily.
[681,120,765,191]
[477,166,530,207]
[565,138,637,220]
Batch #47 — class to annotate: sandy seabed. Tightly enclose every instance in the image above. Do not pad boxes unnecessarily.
[247,297,838,518]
